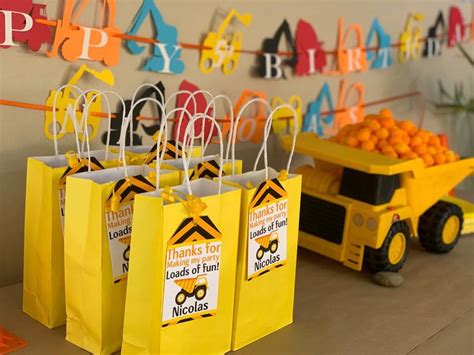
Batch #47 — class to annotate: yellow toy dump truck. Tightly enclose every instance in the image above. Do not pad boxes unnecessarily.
[281,133,474,273]
[175,275,208,305]
[255,232,279,260]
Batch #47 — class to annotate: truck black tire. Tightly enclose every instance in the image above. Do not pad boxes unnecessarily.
[195,286,207,301]
[418,201,463,254]
[270,240,279,253]
[365,221,411,273]
[175,291,187,305]
[256,247,265,260]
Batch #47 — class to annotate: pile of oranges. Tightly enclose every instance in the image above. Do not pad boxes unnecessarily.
[329,109,460,167]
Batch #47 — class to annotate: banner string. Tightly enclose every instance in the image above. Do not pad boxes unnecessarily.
[35,19,472,57]
[0,91,423,124]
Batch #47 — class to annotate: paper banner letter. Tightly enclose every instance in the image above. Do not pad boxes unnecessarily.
[200,9,252,75]
[295,19,326,76]
[448,6,465,47]
[257,20,296,79]
[365,18,392,69]
[222,90,267,144]
[399,13,424,63]
[173,80,214,143]
[127,0,184,74]
[101,82,166,146]
[334,17,368,74]
[47,0,121,66]
[302,83,335,136]
[0,0,51,51]
[271,96,302,135]
[44,65,115,141]
[423,11,445,58]
[334,80,365,135]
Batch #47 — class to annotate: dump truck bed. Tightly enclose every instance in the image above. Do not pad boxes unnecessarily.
[282,132,474,216]
[174,277,198,293]
[281,133,426,175]
[255,235,271,248]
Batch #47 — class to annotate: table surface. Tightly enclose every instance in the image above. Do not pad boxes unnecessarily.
[1,237,473,355]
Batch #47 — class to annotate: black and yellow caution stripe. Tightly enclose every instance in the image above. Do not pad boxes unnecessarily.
[189,159,223,180]
[59,156,105,187]
[106,175,155,209]
[168,216,222,246]
[162,311,216,327]
[249,178,288,210]
[143,140,184,165]
[248,262,286,281]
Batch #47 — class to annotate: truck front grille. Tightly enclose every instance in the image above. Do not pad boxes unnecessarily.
[299,193,346,245]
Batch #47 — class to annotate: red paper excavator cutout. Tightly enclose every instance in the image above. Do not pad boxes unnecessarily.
[0,327,28,353]
[173,80,215,144]
[295,19,326,76]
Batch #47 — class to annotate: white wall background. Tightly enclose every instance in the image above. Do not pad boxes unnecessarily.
[0,0,473,286]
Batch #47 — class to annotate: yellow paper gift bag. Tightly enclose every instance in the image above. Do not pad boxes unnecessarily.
[23,86,121,329]
[122,115,242,355]
[222,104,302,350]
[63,98,180,354]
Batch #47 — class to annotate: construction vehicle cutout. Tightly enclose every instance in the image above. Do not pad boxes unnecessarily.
[0,0,51,51]
[127,0,183,74]
[44,64,114,141]
[399,13,425,63]
[200,9,252,75]
[255,232,279,260]
[47,0,121,66]
[175,275,208,305]
[280,133,474,273]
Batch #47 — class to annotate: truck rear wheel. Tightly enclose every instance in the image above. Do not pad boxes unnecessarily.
[418,201,463,253]
[365,222,410,273]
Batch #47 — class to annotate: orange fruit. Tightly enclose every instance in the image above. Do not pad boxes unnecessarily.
[389,135,403,145]
[421,153,434,167]
[427,146,437,155]
[364,114,379,122]
[414,144,428,155]
[361,140,376,152]
[383,150,399,159]
[338,124,352,137]
[356,127,371,142]
[367,119,381,131]
[445,150,456,163]
[394,142,410,154]
[402,151,418,160]
[368,134,379,144]
[398,120,415,132]
[434,152,446,165]
[345,136,359,147]
[377,140,389,150]
[419,130,430,144]
[410,135,423,148]
[428,135,441,147]
[407,127,419,137]
[380,116,396,129]
[374,127,389,140]
[403,135,411,144]
[379,108,393,118]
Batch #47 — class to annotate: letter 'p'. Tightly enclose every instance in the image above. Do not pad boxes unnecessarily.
[0,10,33,46]
[79,27,108,60]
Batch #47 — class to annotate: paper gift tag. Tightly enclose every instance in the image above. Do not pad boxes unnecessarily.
[105,175,155,282]
[247,178,288,280]
[162,216,222,326]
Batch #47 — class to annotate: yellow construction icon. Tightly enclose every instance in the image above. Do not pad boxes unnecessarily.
[255,232,279,260]
[174,275,208,305]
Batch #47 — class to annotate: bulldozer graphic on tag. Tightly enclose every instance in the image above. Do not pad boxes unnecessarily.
[174,275,208,305]
[255,232,279,260]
